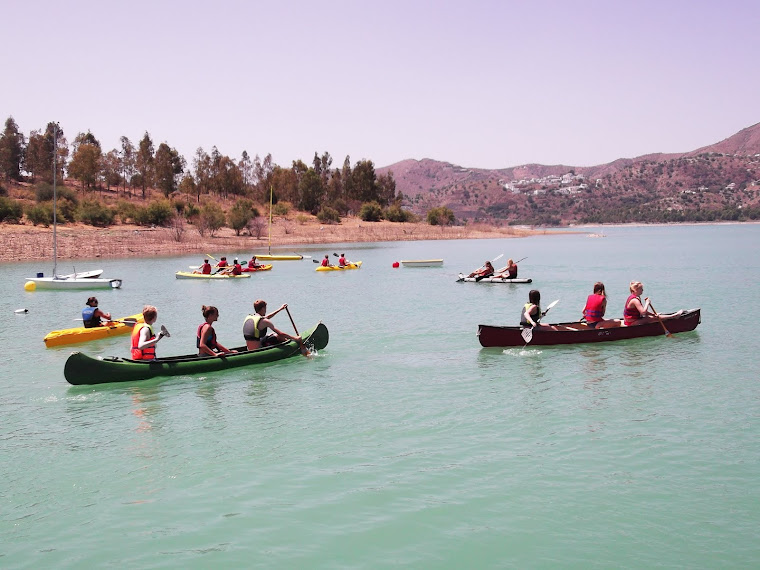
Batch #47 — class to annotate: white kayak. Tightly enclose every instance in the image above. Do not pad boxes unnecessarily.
[457,274,532,283]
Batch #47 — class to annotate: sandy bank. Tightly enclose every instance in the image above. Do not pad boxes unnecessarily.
[0,218,548,263]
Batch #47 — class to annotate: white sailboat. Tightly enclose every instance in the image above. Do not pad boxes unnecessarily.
[25,124,122,291]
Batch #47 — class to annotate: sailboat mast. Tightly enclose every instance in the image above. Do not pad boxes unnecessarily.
[268,184,273,255]
[52,123,58,277]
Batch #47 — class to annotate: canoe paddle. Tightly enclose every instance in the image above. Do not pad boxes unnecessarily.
[647,302,672,337]
[284,306,310,357]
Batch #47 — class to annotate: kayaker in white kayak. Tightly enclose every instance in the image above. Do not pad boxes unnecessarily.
[82,296,111,328]
[243,299,301,350]
[494,258,518,279]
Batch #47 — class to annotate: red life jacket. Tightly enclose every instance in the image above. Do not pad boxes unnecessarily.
[201,263,211,274]
[131,324,156,360]
[321,258,329,266]
[623,294,642,325]
[232,263,242,275]
[583,294,605,322]
[338,256,347,266]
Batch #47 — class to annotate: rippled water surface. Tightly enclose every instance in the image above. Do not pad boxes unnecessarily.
[2,224,759,568]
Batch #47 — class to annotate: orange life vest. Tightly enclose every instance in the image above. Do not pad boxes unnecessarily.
[131,323,156,360]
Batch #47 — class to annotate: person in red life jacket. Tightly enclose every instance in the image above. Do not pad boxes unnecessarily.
[82,296,111,328]
[213,257,228,273]
[321,254,331,267]
[222,258,243,276]
[338,253,348,267]
[582,281,608,328]
[130,305,166,360]
[494,258,518,279]
[243,300,301,350]
[623,281,654,326]
[193,259,212,274]
[247,255,261,270]
[468,261,494,279]
[197,305,236,356]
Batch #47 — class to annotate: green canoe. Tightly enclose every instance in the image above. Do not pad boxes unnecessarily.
[64,322,328,385]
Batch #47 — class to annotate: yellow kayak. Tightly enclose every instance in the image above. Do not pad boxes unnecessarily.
[315,261,362,272]
[175,271,251,279]
[44,313,144,348]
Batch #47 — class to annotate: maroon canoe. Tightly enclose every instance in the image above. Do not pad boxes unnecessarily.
[478,308,701,347]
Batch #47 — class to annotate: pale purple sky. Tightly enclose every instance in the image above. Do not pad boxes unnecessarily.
[2,0,758,170]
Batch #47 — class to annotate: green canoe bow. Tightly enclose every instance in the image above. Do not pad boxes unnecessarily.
[65,322,328,385]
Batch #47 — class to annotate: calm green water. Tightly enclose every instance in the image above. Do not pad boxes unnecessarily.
[2,225,759,568]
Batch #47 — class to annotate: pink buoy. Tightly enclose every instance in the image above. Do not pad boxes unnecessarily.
[392,261,400,268]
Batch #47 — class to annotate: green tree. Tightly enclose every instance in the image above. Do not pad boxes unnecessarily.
[68,131,102,190]
[351,160,379,203]
[25,122,67,183]
[154,142,184,197]
[228,198,255,235]
[102,149,122,190]
[0,116,25,182]
[193,147,211,202]
[120,136,135,195]
[298,168,323,213]
[198,201,226,237]
[135,131,154,198]
[426,206,455,226]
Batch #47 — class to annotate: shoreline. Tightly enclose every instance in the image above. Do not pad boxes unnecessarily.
[0,219,550,263]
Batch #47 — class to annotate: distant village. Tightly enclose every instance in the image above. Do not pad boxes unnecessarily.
[499,172,592,195]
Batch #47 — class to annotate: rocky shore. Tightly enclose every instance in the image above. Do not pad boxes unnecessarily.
[0,218,544,263]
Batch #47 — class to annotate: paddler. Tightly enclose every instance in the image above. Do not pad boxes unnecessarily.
[82,296,111,328]
[520,289,554,329]
[247,255,261,270]
[130,305,166,360]
[222,258,243,276]
[582,281,608,328]
[338,253,348,267]
[197,305,236,356]
[494,258,518,279]
[468,261,494,279]
[623,281,655,326]
[321,254,332,267]
[193,259,212,274]
[243,300,301,350]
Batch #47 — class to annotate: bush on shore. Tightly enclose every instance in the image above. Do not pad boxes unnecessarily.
[0,196,23,222]
[359,201,384,222]
[78,199,116,227]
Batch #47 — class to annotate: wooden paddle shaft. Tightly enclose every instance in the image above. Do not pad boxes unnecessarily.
[648,302,672,336]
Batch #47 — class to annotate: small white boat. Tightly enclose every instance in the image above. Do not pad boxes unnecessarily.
[400,259,443,267]
[26,276,123,290]
[59,269,104,279]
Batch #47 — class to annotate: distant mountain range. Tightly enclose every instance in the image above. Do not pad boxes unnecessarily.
[377,122,760,224]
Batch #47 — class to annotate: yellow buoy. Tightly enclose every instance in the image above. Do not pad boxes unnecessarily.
[24,281,36,292]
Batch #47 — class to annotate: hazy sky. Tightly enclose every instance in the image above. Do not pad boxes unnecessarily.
[2,0,758,170]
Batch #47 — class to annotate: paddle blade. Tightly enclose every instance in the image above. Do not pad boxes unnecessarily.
[160,325,171,338]
[521,327,533,343]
